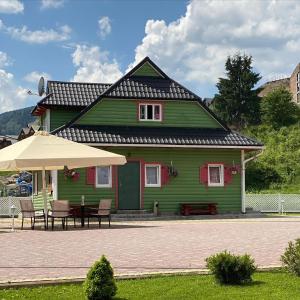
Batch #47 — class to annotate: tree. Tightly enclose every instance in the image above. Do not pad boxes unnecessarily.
[261,87,300,129]
[84,255,117,300]
[213,54,261,129]
[244,124,300,192]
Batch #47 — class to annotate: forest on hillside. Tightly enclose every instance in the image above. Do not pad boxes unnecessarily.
[0,106,36,136]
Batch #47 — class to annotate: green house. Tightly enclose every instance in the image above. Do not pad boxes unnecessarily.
[32,57,263,214]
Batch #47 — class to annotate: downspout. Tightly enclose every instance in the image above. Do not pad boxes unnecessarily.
[241,149,264,213]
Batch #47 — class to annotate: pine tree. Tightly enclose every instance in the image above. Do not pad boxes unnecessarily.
[84,255,117,300]
[213,54,261,129]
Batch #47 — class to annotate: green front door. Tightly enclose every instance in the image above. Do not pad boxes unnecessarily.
[118,162,140,209]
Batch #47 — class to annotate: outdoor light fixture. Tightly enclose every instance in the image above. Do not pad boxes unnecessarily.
[10,204,16,232]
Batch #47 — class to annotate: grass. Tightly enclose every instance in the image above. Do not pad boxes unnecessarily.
[1,272,300,299]
[266,213,300,217]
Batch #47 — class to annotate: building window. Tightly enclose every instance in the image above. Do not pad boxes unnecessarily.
[208,164,224,187]
[297,72,300,94]
[139,104,162,121]
[145,164,161,187]
[96,166,112,188]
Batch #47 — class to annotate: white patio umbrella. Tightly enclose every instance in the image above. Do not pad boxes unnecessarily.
[0,131,126,216]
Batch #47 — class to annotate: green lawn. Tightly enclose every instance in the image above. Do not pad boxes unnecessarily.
[1,272,300,300]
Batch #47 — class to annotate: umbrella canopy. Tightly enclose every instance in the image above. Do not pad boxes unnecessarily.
[0,131,126,171]
[0,131,126,216]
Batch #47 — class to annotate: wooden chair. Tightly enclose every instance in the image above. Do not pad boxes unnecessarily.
[48,200,74,230]
[19,199,46,230]
[87,199,112,228]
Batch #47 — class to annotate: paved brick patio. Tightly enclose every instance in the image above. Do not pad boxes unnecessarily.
[1,217,300,282]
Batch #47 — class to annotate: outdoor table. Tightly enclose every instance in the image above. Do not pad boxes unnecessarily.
[70,204,97,227]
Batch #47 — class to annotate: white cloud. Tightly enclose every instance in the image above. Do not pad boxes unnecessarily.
[72,44,122,83]
[41,0,64,10]
[130,0,300,96]
[0,20,71,44]
[0,69,28,113]
[0,51,12,67]
[98,16,111,39]
[0,0,24,14]
[24,71,51,83]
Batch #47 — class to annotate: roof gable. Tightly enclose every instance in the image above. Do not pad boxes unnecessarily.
[44,57,229,131]
[131,61,164,77]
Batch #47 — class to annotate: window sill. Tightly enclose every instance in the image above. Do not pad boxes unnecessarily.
[139,119,162,122]
[95,185,112,188]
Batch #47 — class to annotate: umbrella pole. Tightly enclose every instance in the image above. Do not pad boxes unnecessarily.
[42,167,48,218]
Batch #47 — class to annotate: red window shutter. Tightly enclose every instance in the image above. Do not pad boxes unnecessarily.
[86,167,96,185]
[199,164,208,185]
[161,165,170,186]
[224,165,232,185]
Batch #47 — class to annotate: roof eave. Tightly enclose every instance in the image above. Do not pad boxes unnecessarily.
[83,142,264,150]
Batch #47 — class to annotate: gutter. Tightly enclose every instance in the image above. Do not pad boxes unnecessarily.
[241,149,264,213]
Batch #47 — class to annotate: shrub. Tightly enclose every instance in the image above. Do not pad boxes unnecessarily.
[281,239,300,276]
[205,251,256,284]
[84,255,117,300]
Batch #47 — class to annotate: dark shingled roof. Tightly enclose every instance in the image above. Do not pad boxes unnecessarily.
[37,74,197,109]
[38,81,112,107]
[104,76,197,100]
[54,125,263,148]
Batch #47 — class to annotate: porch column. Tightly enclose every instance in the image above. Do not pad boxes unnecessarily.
[51,170,58,200]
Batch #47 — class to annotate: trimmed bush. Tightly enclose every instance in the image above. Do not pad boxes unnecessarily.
[84,255,117,300]
[205,251,256,285]
[281,239,300,276]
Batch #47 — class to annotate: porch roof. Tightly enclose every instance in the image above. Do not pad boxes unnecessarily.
[54,125,263,149]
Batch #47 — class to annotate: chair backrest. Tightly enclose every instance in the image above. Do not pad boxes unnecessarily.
[19,199,34,218]
[50,200,70,217]
[98,199,112,215]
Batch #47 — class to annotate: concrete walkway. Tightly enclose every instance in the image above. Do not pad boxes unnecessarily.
[0,217,299,283]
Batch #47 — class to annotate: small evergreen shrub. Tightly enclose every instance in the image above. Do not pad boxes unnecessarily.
[281,239,300,276]
[205,251,256,285]
[84,255,117,300]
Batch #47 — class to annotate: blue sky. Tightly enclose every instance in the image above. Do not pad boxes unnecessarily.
[0,0,300,113]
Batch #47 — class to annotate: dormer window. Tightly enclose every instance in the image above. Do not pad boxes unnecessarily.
[139,103,162,121]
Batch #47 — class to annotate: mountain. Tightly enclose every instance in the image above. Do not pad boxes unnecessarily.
[0,107,36,136]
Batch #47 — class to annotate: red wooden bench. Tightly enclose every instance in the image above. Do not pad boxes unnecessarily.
[180,202,218,216]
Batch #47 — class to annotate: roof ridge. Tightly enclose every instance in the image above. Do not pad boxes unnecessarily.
[48,80,112,85]
[70,124,227,131]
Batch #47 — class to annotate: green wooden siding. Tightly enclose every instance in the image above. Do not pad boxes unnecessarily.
[132,62,162,77]
[57,147,241,213]
[33,192,53,210]
[50,108,81,131]
[57,169,116,209]
[76,99,221,128]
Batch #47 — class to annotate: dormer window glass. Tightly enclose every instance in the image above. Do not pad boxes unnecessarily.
[139,103,162,121]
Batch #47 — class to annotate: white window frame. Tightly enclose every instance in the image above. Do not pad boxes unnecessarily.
[139,103,162,122]
[208,164,224,187]
[95,166,112,188]
[145,164,161,187]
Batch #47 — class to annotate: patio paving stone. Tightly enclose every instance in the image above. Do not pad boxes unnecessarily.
[0,217,300,282]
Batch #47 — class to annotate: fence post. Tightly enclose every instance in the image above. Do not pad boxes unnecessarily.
[278,194,281,214]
